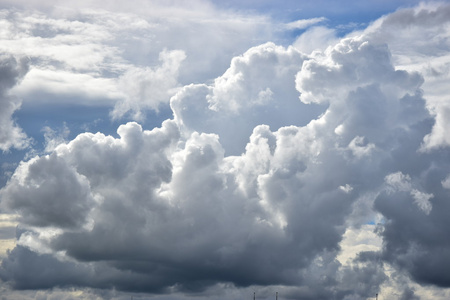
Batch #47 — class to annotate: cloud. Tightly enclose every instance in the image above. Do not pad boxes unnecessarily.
[335,3,450,291]
[285,17,327,30]
[374,163,450,288]
[292,26,339,54]
[357,2,450,151]
[2,2,450,299]
[0,54,30,151]
[0,26,442,299]
[0,3,275,120]
[171,42,325,155]
[42,123,70,153]
[385,172,433,215]
[1,153,95,229]
[112,49,186,120]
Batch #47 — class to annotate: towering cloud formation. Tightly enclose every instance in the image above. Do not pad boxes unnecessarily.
[171,42,324,155]
[1,29,445,299]
[1,2,450,300]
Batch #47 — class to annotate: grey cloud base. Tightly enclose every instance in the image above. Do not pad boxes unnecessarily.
[1,21,450,300]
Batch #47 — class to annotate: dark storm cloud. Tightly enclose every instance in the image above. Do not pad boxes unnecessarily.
[375,167,450,287]
[0,246,90,290]
[1,154,95,228]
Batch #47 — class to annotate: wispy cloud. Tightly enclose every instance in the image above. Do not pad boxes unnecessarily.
[285,17,327,30]
[0,55,30,151]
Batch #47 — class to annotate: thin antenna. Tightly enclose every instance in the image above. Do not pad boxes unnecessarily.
[254,291,255,300]
[376,293,378,300]
[276,291,278,300]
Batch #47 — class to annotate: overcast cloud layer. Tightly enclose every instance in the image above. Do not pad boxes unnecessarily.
[1,1,450,300]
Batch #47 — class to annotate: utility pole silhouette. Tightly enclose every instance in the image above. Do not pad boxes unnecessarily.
[251,291,279,300]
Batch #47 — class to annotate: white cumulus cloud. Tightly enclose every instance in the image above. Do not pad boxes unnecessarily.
[1,2,450,300]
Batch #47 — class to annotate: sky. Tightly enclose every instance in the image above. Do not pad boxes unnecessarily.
[1,0,450,299]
